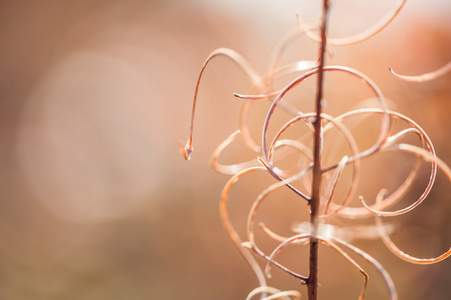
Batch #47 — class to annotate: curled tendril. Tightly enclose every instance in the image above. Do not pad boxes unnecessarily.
[297,0,407,46]
[261,66,390,168]
[331,237,398,300]
[265,233,369,300]
[245,170,310,282]
[246,286,301,300]
[264,230,398,300]
[390,61,451,82]
[262,111,362,215]
[210,130,259,175]
[309,108,434,219]
[179,48,262,160]
[220,166,268,287]
[358,109,437,217]
[264,233,311,278]
[323,155,348,215]
[375,148,451,264]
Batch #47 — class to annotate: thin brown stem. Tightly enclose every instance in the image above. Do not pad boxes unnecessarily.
[308,0,330,299]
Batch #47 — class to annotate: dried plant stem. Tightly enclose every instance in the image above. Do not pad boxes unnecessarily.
[181,1,451,298]
[308,0,330,299]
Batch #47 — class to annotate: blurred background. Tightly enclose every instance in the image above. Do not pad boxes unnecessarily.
[0,0,450,299]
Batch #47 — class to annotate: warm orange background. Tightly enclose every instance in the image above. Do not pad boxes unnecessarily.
[0,1,450,299]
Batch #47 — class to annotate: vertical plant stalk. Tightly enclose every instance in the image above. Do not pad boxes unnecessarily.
[308,0,330,299]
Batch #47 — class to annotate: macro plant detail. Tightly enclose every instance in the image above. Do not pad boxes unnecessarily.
[180,1,450,299]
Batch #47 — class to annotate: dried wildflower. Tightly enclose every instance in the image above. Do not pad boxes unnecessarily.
[180,1,450,299]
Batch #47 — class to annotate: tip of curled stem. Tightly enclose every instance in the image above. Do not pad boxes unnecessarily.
[178,139,193,160]
[388,67,400,78]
